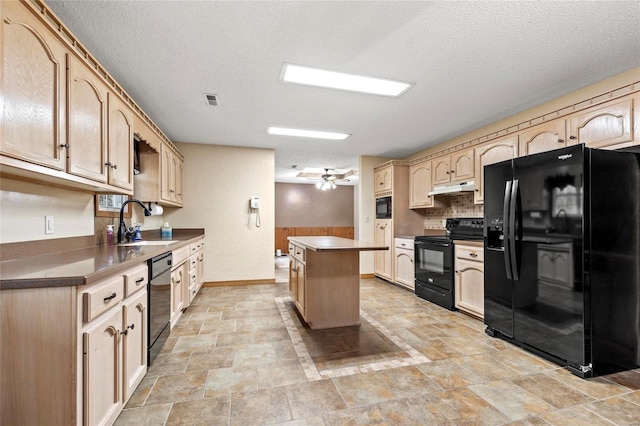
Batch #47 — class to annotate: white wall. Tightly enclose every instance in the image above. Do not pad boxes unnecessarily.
[166,143,275,283]
[0,178,94,243]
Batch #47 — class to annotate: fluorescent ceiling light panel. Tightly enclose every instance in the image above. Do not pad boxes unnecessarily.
[267,127,350,140]
[280,63,413,97]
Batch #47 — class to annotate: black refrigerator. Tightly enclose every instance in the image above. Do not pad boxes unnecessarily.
[484,144,640,378]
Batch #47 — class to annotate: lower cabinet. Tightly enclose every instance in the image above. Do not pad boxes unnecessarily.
[188,239,205,304]
[394,237,415,290]
[374,219,393,281]
[0,262,148,426]
[454,241,484,319]
[288,242,306,316]
[171,245,190,327]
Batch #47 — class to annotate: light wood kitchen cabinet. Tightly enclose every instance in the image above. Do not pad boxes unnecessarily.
[409,160,434,208]
[161,143,184,205]
[288,242,306,316]
[374,219,393,281]
[67,53,109,184]
[170,245,190,327]
[374,164,392,194]
[432,148,474,186]
[454,241,484,319]
[394,237,414,290]
[1,261,148,426]
[106,93,135,191]
[519,118,567,156]
[0,0,68,172]
[474,135,519,204]
[188,239,205,303]
[568,96,634,149]
[537,242,573,288]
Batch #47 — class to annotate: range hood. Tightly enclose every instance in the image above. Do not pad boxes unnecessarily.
[428,181,475,196]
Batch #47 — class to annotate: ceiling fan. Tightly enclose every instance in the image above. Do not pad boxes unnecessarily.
[296,168,357,190]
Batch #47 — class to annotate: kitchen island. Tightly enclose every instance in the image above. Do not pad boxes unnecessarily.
[287,236,388,329]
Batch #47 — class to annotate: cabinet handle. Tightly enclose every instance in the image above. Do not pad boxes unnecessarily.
[60,143,69,149]
[112,163,117,170]
[104,162,112,168]
[120,323,135,336]
[569,135,576,140]
[170,190,175,193]
[176,280,181,284]
[379,182,383,186]
[557,138,564,143]
[470,252,478,258]
[135,277,145,283]
[474,189,479,192]
[103,292,117,302]
[446,171,450,174]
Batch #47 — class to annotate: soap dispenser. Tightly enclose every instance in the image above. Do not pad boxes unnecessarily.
[106,224,114,245]
[133,224,142,241]
[161,222,172,239]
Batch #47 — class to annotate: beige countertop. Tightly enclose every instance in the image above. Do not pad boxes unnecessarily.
[287,236,388,252]
[0,229,205,290]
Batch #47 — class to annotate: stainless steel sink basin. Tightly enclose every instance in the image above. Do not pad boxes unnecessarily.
[118,240,177,246]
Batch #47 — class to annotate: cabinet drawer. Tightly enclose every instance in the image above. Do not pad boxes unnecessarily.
[123,263,148,297]
[172,245,190,268]
[291,244,306,262]
[456,245,484,262]
[83,275,125,322]
[190,239,204,255]
[394,238,414,250]
[189,255,198,271]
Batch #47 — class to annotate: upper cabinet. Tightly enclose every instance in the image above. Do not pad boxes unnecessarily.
[568,97,634,149]
[374,165,392,194]
[519,119,567,156]
[161,144,183,205]
[1,0,176,198]
[409,160,433,208]
[1,1,68,171]
[474,135,519,204]
[432,148,474,186]
[135,138,184,207]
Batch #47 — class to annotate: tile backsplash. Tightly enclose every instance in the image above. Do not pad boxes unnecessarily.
[423,193,484,229]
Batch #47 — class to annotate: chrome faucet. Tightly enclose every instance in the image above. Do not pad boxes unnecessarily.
[117,199,152,243]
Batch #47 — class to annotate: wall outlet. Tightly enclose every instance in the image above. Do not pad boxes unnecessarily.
[45,215,54,234]
[442,219,447,227]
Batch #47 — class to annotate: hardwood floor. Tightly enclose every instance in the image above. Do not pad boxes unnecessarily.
[114,273,640,425]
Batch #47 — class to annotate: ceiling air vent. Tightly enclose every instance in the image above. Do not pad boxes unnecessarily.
[204,93,219,106]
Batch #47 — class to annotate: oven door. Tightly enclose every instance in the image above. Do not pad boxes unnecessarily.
[414,239,453,290]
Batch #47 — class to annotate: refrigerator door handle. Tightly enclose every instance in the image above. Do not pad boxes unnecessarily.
[503,180,513,280]
[510,179,519,281]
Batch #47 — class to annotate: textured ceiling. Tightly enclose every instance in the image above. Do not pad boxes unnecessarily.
[46,1,640,185]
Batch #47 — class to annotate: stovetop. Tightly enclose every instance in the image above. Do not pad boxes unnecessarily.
[416,217,484,242]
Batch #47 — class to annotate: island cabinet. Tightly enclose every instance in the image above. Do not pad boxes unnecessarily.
[288,241,307,316]
[454,241,484,319]
[374,219,393,281]
[287,236,388,329]
[0,262,148,426]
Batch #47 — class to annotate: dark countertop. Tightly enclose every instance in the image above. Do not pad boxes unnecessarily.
[0,229,205,290]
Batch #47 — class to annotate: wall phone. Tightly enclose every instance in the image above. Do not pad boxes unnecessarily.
[249,196,261,227]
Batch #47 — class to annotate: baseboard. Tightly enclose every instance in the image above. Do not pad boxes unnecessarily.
[360,273,376,279]
[203,279,276,287]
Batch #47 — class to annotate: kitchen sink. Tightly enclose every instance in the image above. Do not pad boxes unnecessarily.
[118,240,178,246]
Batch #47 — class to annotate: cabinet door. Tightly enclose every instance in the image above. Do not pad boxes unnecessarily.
[519,119,566,156]
[171,264,185,325]
[568,97,633,149]
[394,248,414,289]
[174,155,184,204]
[197,249,205,287]
[288,257,298,300]
[296,261,305,315]
[455,258,484,318]
[374,166,392,193]
[451,148,474,182]
[474,135,519,204]
[107,93,134,190]
[161,144,174,202]
[122,289,147,403]
[374,220,392,280]
[1,1,67,170]
[83,308,122,426]
[409,161,434,208]
[432,156,451,185]
[67,54,109,183]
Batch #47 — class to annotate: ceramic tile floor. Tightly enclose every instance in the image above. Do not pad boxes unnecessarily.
[116,276,640,426]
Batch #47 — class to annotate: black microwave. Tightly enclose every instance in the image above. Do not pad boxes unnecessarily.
[376,196,392,219]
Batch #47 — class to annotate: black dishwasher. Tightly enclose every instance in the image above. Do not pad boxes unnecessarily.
[148,252,172,365]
